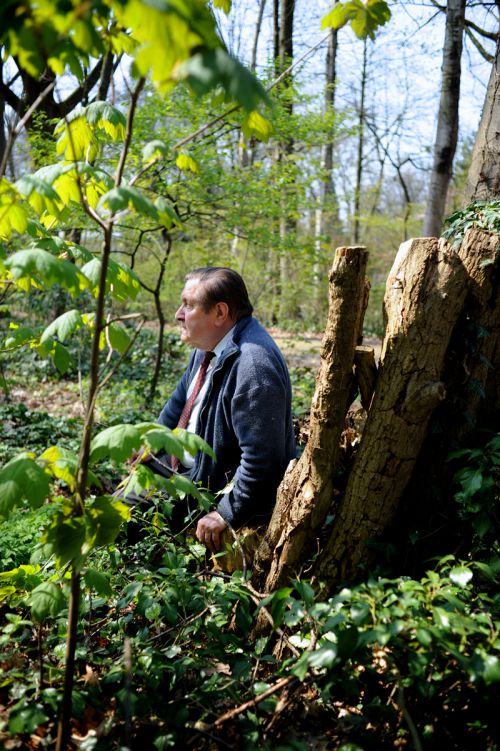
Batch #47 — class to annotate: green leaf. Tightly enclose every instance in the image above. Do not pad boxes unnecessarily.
[183,48,269,112]
[8,702,49,735]
[155,196,181,229]
[483,655,500,684]
[28,581,65,622]
[176,152,200,173]
[43,513,86,567]
[98,186,159,219]
[90,422,158,463]
[3,324,39,349]
[86,496,131,547]
[142,139,169,162]
[107,323,131,354]
[81,257,140,301]
[40,309,83,343]
[308,641,338,669]
[15,174,62,217]
[322,0,391,40]
[0,454,50,517]
[449,566,473,588]
[174,428,216,461]
[5,248,91,297]
[84,568,112,598]
[241,110,273,142]
[51,340,72,374]
[39,446,100,491]
[213,0,231,12]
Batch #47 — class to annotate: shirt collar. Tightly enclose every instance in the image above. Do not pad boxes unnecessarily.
[212,325,235,360]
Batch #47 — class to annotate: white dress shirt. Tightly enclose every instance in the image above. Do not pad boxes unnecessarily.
[181,327,235,468]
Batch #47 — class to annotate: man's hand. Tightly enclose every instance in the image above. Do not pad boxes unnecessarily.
[196,511,228,553]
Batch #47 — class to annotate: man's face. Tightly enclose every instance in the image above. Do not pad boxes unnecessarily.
[175,279,221,350]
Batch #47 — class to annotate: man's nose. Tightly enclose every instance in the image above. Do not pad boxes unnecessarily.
[175,305,184,320]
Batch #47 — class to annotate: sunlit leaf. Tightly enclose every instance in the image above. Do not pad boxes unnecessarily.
[142,139,169,162]
[86,496,131,547]
[241,110,273,142]
[0,454,51,518]
[5,249,91,297]
[176,152,200,173]
[40,309,83,343]
[90,422,159,463]
[98,186,159,219]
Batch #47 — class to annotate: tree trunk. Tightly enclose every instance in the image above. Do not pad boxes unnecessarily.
[464,32,500,202]
[423,0,466,236]
[315,228,495,586]
[353,39,368,244]
[253,246,368,592]
[314,25,339,304]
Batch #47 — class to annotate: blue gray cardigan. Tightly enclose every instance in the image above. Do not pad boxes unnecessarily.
[158,316,296,528]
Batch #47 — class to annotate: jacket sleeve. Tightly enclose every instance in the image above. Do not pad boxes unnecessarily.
[216,362,293,528]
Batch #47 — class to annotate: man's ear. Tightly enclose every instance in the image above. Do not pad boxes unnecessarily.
[213,301,230,325]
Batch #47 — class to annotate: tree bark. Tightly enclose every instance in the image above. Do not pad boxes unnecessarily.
[464,32,500,202]
[423,0,466,236]
[315,229,492,586]
[253,246,368,592]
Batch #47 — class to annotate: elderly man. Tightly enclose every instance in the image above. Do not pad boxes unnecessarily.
[153,266,296,553]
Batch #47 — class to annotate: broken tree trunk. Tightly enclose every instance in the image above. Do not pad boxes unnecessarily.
[315,229,496,586]
[252,246,369,593]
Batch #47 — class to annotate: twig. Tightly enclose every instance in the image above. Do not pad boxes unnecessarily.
[210,675,297,729]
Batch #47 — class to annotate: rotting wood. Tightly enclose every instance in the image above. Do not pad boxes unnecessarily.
[354,346,377,410]
[315,229,495,586]
[252,246,369,594]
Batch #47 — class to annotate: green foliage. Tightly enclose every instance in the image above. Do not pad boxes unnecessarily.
[449,433,500,552]
[442,199,500,247]
[322,0,391,40]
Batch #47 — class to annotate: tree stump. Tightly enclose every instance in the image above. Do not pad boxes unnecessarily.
[315,229,497,586]
[252,246,369,593]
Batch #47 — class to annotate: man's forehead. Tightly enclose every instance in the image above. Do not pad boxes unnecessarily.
[181,278,202,300]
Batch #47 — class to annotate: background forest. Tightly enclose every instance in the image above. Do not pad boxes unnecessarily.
[0,0,499,750]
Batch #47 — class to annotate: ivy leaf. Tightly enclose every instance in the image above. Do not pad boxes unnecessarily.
[84,568,113,597]
[40,309,83,344]
[0,454,50,518]
[5,249,91,297]
[28,581,65,622]
[483,655,500,684]
[90,422,159,463]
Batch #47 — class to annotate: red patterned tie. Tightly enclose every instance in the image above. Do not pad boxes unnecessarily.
[171,351,215,470]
